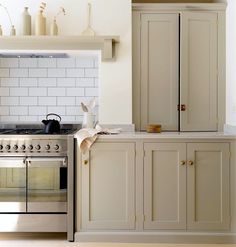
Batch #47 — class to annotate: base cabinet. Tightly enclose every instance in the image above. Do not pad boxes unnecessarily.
[80,142,135,230]
[77,140,230,238]
[144,142,230,231]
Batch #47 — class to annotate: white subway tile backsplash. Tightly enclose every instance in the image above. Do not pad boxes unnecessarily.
[47,106,66,115]
[66,88,84,97]
[10,88,28,96]
[0,69,10,77]
[48,88,66,96]
[38,58,57,68]
[20,78,37,87]
[76,78,94,87]
[19,116,38,121]
[85,68,98,77]
[10,69,28,77]
[57,78,76,87]
[1,78,19,87]
[66,68,84,77]
[20,97,38,106]
[66,106,83,115]
[1,97,19,106]
[76,58,94,68]
[0,58,18,68]
[48,68,65,78]
[0,56,99,122]
[29,106,47,115]
[29,88,47,96]
[20,58,37,68]
[1,116,19,121]
[29,69,47,78]
[38,78,57,87]
[57,97,75,106]
[57,58,75,68]
[85,88,99,97]
[38,97,57,106]
[10,106,28,116]
[0,106,9,115]
[0,88,9,96]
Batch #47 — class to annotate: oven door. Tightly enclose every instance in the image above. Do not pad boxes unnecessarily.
[27,157,67,213]
[0,157,27,213]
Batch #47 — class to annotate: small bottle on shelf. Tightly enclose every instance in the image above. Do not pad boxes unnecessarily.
[22,7,31,35]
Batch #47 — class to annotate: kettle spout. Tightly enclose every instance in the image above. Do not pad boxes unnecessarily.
[42,120,49,125]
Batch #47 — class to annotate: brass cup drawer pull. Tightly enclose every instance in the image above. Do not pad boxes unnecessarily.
[188,160,194,166]
[180,160,186,166]
[83,160,88,165]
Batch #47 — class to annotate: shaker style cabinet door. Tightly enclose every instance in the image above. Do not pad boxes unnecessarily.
[143,143,186,229]
[81,142,135,230]
[180,12,218,131]
[187,143,230,230]
[140,14,179,131]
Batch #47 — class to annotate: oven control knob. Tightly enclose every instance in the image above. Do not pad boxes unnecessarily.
[5,145,11,150]
[0,145,3,150]
[13,145,18,150]
[45,144,50,151]
[28,145,33,151]
[54,144,60,151]
[21,145,26,150]
[35,145,41,151]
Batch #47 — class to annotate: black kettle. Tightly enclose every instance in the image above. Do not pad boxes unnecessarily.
[42,113,61,134]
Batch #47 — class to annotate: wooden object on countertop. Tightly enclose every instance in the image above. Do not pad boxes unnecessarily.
[146,124,162,133]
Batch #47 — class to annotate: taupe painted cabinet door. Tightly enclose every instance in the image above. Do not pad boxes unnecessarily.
[144,143,186,229]
[180,12,218,131]
[187,143,230,230]
[81,142,135,230]
[141,14,179,131]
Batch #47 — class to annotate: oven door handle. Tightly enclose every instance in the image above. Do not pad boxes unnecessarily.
[0,157,26,168]
[26,157,67,167]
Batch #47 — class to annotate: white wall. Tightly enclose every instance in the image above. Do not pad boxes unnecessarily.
[226,0,236,125]
[0,0,132,125]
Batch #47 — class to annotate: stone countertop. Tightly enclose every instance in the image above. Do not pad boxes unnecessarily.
[74,131,236,140]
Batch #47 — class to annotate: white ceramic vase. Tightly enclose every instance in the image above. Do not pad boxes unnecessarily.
[82,112,95,129]
[22,7,31,35]
[50,19,58,36]
[35,10,46,35]
[10,25,16,36]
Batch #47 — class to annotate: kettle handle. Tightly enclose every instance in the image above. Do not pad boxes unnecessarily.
[46,113,62,122]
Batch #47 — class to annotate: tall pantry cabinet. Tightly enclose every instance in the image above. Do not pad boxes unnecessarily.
[133,3,226,132]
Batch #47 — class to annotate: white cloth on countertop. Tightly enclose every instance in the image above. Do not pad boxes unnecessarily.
[75,124,122,153]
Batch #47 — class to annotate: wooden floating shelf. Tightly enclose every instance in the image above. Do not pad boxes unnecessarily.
[0,36,120,61]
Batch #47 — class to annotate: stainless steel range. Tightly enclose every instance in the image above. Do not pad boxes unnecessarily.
[0,124,78,241]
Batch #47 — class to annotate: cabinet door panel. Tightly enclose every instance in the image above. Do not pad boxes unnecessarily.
[141,14,179,131]
[187,143,230,230]
[81,143,135,230]
[144,143,186,229]
[180,12,218,131]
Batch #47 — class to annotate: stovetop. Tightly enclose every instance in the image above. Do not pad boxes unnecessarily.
[0,128,75,135]
[0,124,81,136]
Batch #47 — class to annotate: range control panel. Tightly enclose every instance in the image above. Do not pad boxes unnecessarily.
[0,139,67,153]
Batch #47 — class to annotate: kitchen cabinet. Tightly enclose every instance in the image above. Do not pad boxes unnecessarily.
[133,4,226,132]
[80,142,135,230]
[144,142,230,230]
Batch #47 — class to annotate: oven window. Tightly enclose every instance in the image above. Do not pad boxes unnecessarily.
[27,158,67,213]
[0,159,26,212]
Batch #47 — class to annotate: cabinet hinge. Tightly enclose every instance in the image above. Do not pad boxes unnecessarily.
[143,215,146,221]
[229,151,231,158]
[143,150,146,157]
[134,215,136,221]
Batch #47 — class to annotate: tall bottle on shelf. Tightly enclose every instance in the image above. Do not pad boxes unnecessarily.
[35,2,46,35]
[22,7,31,35]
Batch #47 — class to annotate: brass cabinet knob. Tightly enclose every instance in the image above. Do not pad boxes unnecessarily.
[83,160,88,165]
[180,160,186,166]
[188,160,194,166]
